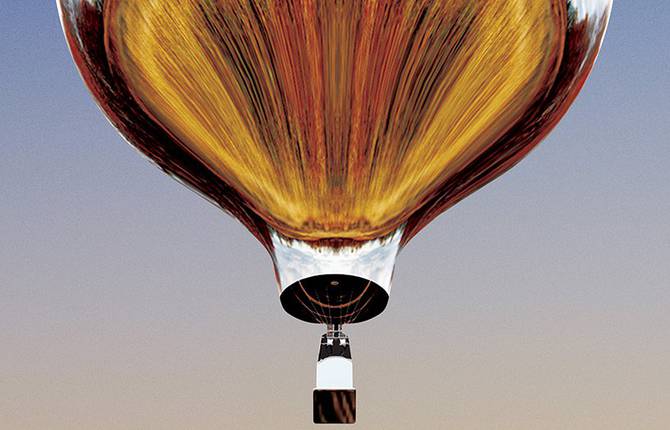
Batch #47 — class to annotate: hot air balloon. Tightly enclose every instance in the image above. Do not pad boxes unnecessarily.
[58,0,612,423]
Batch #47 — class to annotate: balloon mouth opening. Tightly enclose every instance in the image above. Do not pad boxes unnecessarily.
[280,274,389,324]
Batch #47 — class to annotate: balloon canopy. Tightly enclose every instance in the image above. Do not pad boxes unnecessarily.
[58,0,611,248]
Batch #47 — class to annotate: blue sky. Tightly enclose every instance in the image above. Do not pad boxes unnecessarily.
[1,2,669,428]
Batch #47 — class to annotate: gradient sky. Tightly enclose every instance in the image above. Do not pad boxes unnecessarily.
[1,2,669,429]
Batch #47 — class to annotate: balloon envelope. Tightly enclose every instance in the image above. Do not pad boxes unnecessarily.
[58,0,611,246]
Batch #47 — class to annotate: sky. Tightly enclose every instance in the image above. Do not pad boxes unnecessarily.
[1,2,669,429]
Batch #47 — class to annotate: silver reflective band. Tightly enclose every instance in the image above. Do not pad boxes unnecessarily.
[271,227,403,294]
